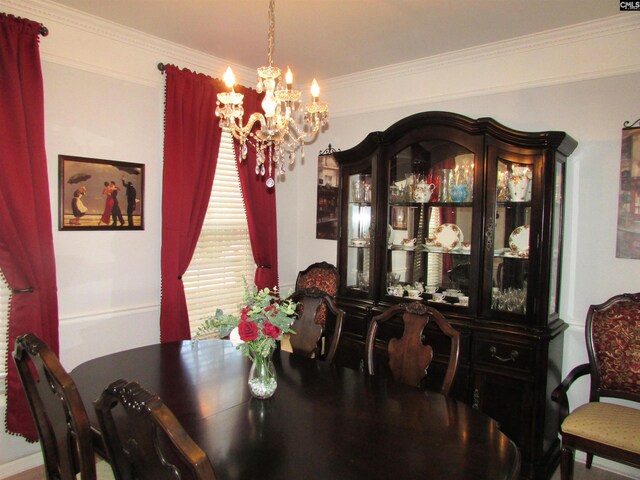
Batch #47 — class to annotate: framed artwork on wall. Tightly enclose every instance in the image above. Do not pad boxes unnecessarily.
[616,119,640,258]
[316,145,340,240]
[58,155,144,231]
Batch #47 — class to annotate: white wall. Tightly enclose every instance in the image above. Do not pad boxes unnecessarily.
[1,1,639,477]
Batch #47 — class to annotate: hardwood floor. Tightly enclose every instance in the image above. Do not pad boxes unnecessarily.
[5,460,114,479]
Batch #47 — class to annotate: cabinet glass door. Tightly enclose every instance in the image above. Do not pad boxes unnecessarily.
[490,155,533,316]
[345,172,372,292]
[386,141,475,308]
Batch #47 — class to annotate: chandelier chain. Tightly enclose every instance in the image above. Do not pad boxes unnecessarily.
[267,0,275,67]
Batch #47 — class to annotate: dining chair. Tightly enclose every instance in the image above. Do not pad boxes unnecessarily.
[94,379,217,480]
[551,292,640,480]
[295,261,339,327]
[288,287,344,364]
[365,302,460,396]
[13,333,97,480]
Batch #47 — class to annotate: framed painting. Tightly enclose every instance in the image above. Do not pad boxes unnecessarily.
[616,120,640,258]
[316,146,340,240]
[58,155,144,231]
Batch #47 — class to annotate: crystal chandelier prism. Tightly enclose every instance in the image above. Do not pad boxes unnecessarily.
[215,0,329,188]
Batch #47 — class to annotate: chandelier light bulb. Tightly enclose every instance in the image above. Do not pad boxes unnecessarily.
[285,67,293,87]
[310,78,320,99]
[223,67,236,89]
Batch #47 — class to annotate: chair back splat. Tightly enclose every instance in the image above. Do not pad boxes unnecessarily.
[94,379,217,480]
[13,333,97,480]
[551,292,640,480]
[289,288,344,364]
[365,302,460,396]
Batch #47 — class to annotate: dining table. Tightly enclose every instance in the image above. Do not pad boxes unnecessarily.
[70,339,521,480]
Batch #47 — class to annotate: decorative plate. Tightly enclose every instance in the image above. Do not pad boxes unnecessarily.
[508,225,530,256]
[433,223,463,251]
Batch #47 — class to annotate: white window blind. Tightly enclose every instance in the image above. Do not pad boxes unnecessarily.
[183,130,256,335]
[0,271,10,394]
[427,208,442,286]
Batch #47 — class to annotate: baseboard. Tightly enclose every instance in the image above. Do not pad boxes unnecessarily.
[0,453,42,479]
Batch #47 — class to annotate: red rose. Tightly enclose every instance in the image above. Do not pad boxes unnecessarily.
[264,304,279,317]
[240,306,251,321]
[262,321,281,339]
[237,320,259,342]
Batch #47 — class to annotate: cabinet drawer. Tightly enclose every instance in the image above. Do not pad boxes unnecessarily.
[473,339,534,373]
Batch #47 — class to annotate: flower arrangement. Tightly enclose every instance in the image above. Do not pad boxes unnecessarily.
[196,284,298,398]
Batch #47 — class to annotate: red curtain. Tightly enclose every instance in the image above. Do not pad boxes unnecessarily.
[235,85,279,290]
[0,13,59,441]
[159,66,224,342]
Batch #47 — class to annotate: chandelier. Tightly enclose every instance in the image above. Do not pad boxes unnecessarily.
[215,0,329,188]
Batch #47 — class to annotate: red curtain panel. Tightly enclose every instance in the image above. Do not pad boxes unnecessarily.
[234,85,279,291]
[0,13,59,441]
[159,66,224,342]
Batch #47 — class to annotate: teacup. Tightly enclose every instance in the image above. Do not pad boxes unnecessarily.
[461,241,471,252]
[432,292,445,302]
[387,285,402,296]
[406,289,422,299]
[402,238,417,247]
[445,289,461,297]
[424,285,438,294]
[458,295,469,306]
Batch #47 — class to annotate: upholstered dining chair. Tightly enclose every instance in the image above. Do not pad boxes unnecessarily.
[365,302,461,396]
[288,288,344,364]
[94,379,217,480]
[551,292,640,480]
[295,262,339,327]
[13,333,97,480]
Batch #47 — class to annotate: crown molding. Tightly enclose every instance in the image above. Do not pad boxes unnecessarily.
[0,0,256,86]
[325,14,640,116]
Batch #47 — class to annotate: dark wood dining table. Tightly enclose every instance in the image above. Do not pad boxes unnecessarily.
[71,339,520,480]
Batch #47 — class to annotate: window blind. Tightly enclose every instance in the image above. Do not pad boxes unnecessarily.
[0,272,10,394]
[183,130,255,335]
[427,208,442,286]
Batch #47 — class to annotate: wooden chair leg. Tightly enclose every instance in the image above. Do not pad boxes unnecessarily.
[585,452,593,469]
[561,445,575,480]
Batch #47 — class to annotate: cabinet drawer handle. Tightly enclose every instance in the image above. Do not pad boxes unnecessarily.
[489,346,519,363]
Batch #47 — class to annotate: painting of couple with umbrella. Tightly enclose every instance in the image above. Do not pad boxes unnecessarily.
[59,155,144,230]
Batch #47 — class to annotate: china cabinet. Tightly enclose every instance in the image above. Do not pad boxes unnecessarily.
[333,112,577,480]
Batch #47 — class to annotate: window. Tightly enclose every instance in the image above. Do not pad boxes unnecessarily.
[183,130,255,335]
[0,271,10,394]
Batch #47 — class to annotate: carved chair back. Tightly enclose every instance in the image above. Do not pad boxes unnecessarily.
[295,262,338,327]
[587,292,640,402]
[13,333,97,480]
[365,303,460,396]
[289,288,344,364]
[94,379,217,480]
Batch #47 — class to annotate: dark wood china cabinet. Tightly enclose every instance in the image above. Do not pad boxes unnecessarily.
[333,112,577,480]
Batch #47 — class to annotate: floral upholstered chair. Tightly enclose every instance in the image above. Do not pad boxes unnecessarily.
[295,262,338,327]
[551,292,640,480]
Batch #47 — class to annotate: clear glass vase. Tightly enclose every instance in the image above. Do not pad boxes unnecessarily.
[248,349,277,399]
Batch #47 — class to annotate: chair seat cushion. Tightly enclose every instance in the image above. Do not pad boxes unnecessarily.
[561,402,640,454]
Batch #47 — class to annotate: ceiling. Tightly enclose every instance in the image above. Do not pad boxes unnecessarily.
[51,0,620,84]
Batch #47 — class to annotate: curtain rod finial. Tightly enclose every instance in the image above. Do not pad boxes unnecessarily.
[158,63,166,73]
